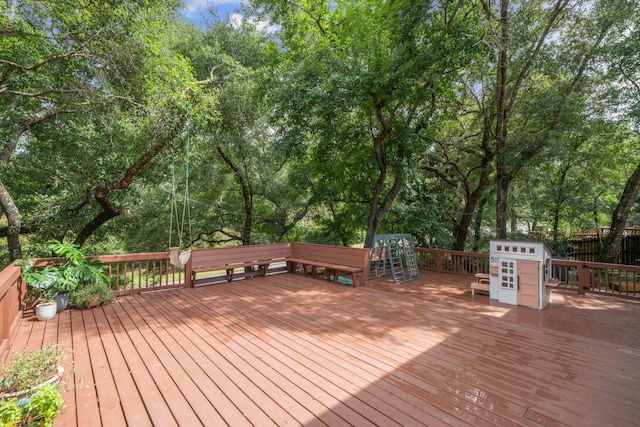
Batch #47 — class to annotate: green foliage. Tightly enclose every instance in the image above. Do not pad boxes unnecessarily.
[0,384,65,427]
[0,397,22,426]
[1,0,639,260]
[0,344,65,395]
[0,0,214,263]
[247,0,487,246]
[69,281,114,310]
[18,240,108,301]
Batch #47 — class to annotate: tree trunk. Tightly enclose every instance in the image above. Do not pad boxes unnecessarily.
[472,196,487,252]
[494,0,510,239]
[450,116,495,250]
[600,161,640,263]
[509,205,517,235]
[0,106,62,260]
[74,112,192,247]
[493,0,573,239]
[551,161,571,242]
[0,179,22,261]
[364,98,399,248]
[217,146,253,246]
[73,210,119,247]
[453,179,489,250]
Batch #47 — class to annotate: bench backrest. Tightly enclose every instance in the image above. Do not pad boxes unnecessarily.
[290,243,369,270]
[191,243,292,271]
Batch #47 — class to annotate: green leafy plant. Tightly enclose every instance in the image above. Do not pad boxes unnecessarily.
[0,384,64,427]
[18,240,109,305]
[0,397,22,426]
[23,384,65,426]
[70,281,114,309]
[0,344,65,395]
[17,262,59,304]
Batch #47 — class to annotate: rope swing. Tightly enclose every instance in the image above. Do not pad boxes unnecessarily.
[168,123,193,267]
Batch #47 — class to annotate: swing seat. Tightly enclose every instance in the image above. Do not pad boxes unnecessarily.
[169,247,192,267]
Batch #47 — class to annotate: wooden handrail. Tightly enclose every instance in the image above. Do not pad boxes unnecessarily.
[0,264,24,362]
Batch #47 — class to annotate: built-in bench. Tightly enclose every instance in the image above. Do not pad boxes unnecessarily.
[189,243,290,286]
[287,243,369,287]
[186,242,371,287]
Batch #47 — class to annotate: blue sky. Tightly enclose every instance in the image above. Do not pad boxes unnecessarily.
[180,0,243,27]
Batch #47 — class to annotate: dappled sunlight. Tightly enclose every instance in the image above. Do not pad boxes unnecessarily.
[553,290,640,311]
[477,307,512,318]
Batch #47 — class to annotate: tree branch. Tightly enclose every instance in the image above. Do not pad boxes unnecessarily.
[1,106,61,165]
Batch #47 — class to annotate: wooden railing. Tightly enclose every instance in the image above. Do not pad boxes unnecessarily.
[96,252,188,296]
[18,251,186,297]
[416,247,640,300]
[550,258,640,298]
[415,248,489,275]
[0,264,24,360]
[2,245,639,357]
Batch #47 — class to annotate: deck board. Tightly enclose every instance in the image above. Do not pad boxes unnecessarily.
[4,272,640,426]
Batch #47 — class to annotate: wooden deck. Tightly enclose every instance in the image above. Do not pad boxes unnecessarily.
[6,272,640,426]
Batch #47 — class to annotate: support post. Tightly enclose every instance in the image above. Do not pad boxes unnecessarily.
[185,256,194,288]
[578,264,590,295]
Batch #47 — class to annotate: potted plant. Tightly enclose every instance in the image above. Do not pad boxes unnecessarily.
[69,280,114,309]
[18,240,109,318]
[18,262,60,321]
[0,344,66,426]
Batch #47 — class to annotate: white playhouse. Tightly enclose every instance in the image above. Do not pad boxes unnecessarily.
[489,240,554,309]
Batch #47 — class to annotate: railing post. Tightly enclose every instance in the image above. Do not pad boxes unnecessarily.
[185,255,193,288]
[437,251,443,273]
[578,264,590,295]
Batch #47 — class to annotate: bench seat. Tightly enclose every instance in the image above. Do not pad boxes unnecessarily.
[187,242,370,287]
[200,260,275,282]
[189,243,290,285]
[286,257,363,284]
[287,243,369,287]
[470,281,490,296]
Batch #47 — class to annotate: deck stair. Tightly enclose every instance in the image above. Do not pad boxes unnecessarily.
[367,233,420,284]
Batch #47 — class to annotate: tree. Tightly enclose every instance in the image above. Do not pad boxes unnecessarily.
[250,0,484,247]
[168,18,309,247]
[431,0,638,249]
[0,1,209,259]
[599,8,640,262]
[483,0,620,239]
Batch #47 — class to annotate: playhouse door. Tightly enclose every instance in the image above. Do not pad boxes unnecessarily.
[517,260,539,308]
[498,259,518,305]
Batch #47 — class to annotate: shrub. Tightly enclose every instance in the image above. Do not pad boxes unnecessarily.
[69,281,114,309]
[0,344,65,395]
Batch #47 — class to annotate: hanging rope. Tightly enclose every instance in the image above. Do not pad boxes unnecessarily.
[183,124,192,247]
[168,123,193,267]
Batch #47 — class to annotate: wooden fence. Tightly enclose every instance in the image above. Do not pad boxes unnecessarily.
[567,235,640,264]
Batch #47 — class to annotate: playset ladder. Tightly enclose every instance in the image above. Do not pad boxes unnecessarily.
[367,234,420,284]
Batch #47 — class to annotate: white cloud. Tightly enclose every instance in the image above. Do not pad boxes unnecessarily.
[229,12,280,35]
[229,12,243,28]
